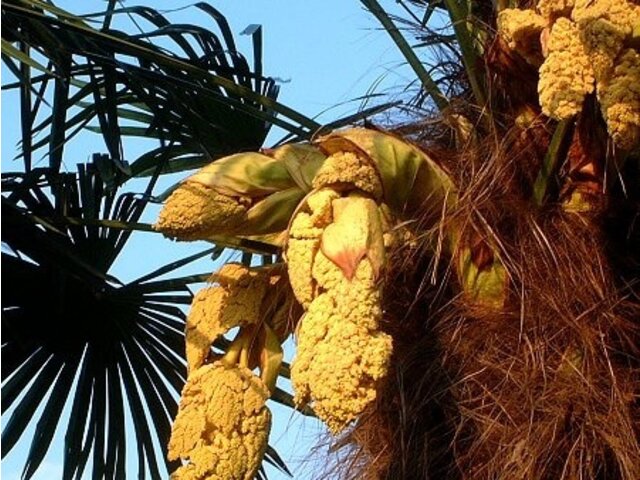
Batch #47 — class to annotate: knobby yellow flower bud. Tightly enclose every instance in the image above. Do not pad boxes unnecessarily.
[598,48,640,150]
[285,188,341,308]
[497,9,547,65]
[573,0,639,81]
[312,151,383,199]
[168,362,271,480]
[573,0,638,31]
[156,145,326,241]
[536,0,574,19]
[538,17,595,119]
[292,290,392,434]
[498,0,638,149]
[156,183,250,241]
[185,263,270,373]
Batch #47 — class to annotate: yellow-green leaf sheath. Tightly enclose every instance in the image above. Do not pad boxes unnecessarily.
[156,145,326,240]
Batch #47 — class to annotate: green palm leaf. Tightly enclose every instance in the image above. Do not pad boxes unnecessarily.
[1,0,320,178]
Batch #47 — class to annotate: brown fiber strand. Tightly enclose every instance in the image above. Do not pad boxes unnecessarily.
[326,114,640,479]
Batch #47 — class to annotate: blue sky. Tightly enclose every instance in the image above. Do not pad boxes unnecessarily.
[1,1,415,478]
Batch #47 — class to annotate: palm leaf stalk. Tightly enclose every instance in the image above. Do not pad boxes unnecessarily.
[158,1,640,480]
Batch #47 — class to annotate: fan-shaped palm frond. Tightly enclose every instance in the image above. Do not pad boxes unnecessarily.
[1,163,191,479]
[1,161,287,479]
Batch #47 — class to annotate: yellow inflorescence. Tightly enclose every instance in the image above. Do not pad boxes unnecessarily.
[285,238,319,309]
[185,264,269,373]
[168,362,271,480]
[537,0,574,19]
[573,0,639,81]
[288,185,392,433]
[155,182,249,240]
[497,0,640,148]
[538,18,595,119]
[497,9,546,65]
[598,49,640,150]
[573,0,638,31]
[285,188,340,308]
[291,289,392,434]
[306,188,340,225]
[312,152,383,199]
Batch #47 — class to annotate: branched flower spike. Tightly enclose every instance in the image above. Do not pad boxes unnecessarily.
[185,263,277,374]
[286,128,506,432]
[156,144,326,241]
[287,172,392,433]
[168,261,291,479]
[498,0,640,149]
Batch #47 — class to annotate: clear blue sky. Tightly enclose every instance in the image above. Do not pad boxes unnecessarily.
[1,1,415,478]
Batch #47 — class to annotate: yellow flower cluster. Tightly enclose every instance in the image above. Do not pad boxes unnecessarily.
[498,0,640,148]
[168,362,271,480]
[291,264,392,434]
[287,157,392,433]
[574,0,639,80]
[598,49,640,149]
[311,151,383,199]
[537,0,574,19]
[185,263,269,373]
[155,182,249,241]
[539,18,595,119]
[497,8,547,65]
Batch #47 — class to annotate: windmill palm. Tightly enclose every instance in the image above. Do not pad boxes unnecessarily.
[3,1,640,480]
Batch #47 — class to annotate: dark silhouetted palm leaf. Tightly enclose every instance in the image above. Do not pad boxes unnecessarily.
[1,161,286,479]
[2,163,192,479]
[1,0,321,177]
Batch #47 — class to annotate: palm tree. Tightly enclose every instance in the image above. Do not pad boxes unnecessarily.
[4,1,639,480]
